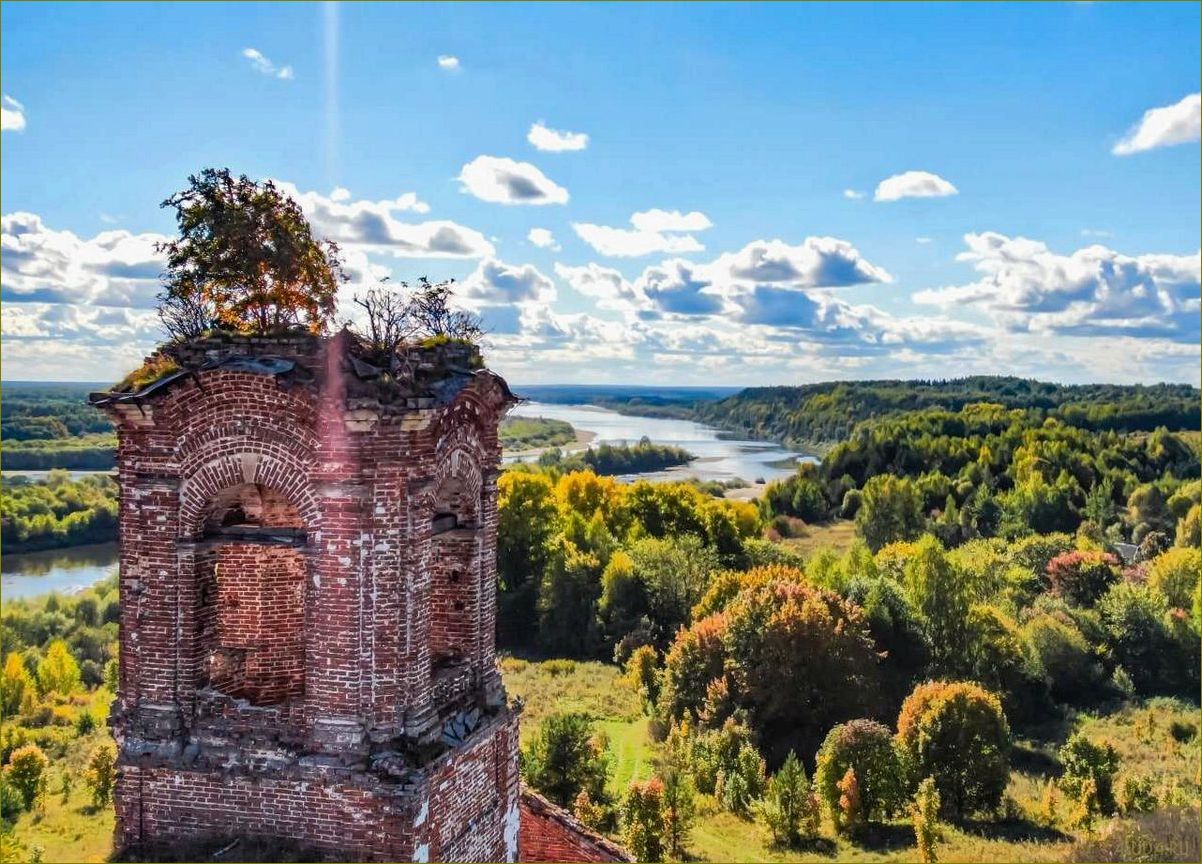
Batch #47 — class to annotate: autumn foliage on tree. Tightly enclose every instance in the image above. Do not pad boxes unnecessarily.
[156,168,345,337]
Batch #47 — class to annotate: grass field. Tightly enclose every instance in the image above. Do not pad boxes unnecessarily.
[779,518,859,558]
[501,657,1201,863]
[6,660,1198,863]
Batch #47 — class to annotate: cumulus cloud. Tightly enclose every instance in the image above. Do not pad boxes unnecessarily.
[527,228,560,250]
[572,208,712,257]
[273,182,494,259]
[528,121,588,152]
[1112,93,1200,155]
[702,237,892,287]
[242,48,293,80]
[458,156,569,205]
[843,189,864,200]
[460,258,556,307]
[1,212,167,308]
[873,170,958,202]
[629,209,712,233]
[437,55,460,70]
[913,232,1201,342]
[554,260,721,320]
[2,95,26,132]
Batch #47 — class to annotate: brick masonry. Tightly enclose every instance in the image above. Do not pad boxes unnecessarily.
[96,333,524,861]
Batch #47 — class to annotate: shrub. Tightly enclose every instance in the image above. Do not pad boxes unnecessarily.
[716,742,766,816]
[35,640,82,697]
[522,712,610,808]
[836,768,862,836]
[1146,548,1201,610]
[622,779,665,862]
[1046,550,1121,606]
[1058,732,1120,816]
[84,742,117,808]
[814,719,904,822]
[686,719,754,796]
[1115,773,1157,815]
[757,751,819,848]
[658,753,696,860]
[624,645,660,711]
[912,776,942,864]
[0,775,24,824]
[5,743,48,810]
[896,681,1010,817]
[0,653,33,717]
[963,603,1047,721]
[541,659,577,677]
[1023,613,1104,703]
[572,790,607,832]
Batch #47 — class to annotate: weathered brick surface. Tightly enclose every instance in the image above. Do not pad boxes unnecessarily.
[518,791,633,863]
[98,334,523,861]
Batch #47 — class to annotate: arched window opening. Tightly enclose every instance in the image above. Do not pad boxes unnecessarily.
[194,482,308,707]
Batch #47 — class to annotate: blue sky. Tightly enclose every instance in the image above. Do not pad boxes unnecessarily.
[2,1,1199,385]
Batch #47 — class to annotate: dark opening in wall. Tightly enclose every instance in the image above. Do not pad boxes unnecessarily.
[195,483,308,706]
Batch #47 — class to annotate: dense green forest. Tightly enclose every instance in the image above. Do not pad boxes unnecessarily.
[0,474,119,553]
[1,385,116,471]
[672,378,1202,451]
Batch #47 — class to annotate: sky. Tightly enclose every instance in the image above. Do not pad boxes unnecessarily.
[1,1,1199,386]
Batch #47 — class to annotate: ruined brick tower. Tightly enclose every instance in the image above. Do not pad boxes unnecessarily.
[93,331,521,862]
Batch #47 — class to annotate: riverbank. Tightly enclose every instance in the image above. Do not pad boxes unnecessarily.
[503,427,597,461]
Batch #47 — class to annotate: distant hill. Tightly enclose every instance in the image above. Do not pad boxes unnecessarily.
[684,377,1202,451]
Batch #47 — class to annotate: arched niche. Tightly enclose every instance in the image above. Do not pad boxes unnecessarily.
[192,482,310,707]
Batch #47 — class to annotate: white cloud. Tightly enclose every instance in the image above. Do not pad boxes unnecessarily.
[242,48,293,80]
[2,95,26,132]
[1112,93,1200,156]
[461,258,556,307]
[913,232,1201,343]
[702,237,893,288]
[573,223,704,258]
[629,209,712,233]
[527,228,560,250]
[273,182,495,259]
[458,156,569,205]
[437,55,460,71]
[1,212,167,308]
[572,208,713,257]
[873,170,958,202]
[842,189,864,200]
[527,121,589,152]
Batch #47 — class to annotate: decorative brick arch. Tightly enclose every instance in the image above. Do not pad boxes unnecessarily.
[178,451,320,538]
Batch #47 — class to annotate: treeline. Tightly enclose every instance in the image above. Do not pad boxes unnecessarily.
[497,466,769,656]
[2,383,117,471]
[530,437,694,476]
[688,378,1201,450]
[0,473,119,553]
[762,403,1200,551]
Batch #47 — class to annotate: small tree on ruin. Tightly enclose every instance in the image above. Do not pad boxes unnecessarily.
[156,168,346,338]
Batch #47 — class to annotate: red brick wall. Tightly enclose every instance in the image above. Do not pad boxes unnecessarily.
[104,336,520,861]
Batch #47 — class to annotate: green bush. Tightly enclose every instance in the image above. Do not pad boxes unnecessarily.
[521,712,610,808]
[1023,613,1104,703]
[622,779,665,862]
[814,719,904,822]
[757,751,819,848]
[715,742,766,816]
[1058,732,1120,816]
[895,681,1010,817]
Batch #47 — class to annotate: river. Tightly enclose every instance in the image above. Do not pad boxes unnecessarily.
[507,402,813,485]
[2,542,119,602]
[1,403,810,601]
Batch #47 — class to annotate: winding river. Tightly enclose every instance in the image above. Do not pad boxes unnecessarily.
[1,403,810,601]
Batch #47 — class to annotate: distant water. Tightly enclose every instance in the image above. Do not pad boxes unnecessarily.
[507,402,814,484]
[1,542,118,602]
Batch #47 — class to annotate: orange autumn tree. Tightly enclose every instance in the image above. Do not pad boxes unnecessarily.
[156,168,345,337]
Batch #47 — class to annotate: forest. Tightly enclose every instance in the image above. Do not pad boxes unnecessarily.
[646,378,1202,452]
